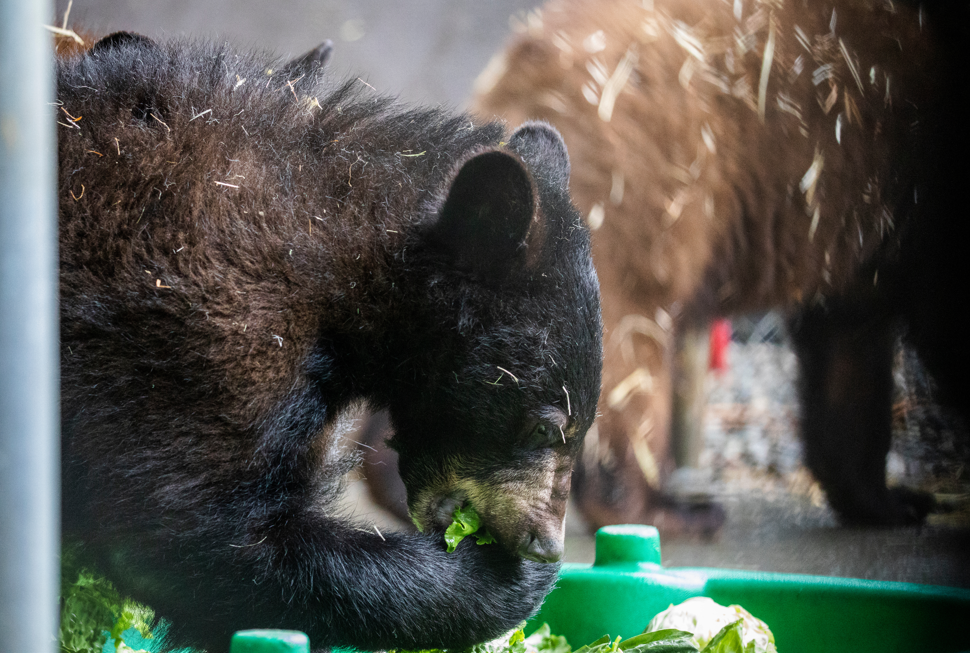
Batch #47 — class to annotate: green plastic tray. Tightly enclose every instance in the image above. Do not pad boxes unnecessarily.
[528,524,970,653]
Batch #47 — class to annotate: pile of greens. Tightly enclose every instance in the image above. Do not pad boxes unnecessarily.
[394,620,764,653]
[398,619,772,653]
[569,619,767,653]
[396,597,776,653]
[392,623,569,653]
[59,542,196,653]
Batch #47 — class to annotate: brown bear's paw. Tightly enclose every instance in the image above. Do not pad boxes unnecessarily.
[832,485,936,527]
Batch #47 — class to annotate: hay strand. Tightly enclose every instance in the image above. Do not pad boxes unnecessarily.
[496,366,519,385]
[757,13,777,122]
[44,24,84,45]
[598,45,638,122]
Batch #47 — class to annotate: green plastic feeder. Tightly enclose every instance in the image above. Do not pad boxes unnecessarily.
[528,524,970,653]
[230,629,310,653]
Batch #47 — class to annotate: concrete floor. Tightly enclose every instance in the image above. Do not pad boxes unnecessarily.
[55,0,970,592]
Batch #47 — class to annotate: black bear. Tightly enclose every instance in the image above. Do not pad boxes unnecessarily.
[471,0,968,534]
[57,33,602,651]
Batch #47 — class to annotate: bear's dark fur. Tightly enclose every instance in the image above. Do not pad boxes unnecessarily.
[473,0,967,533]
[57,34,601,651]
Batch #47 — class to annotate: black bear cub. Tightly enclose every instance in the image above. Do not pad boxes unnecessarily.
[57,34,602,651]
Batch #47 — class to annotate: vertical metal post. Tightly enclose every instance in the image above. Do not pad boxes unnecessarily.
[0,0,60,651]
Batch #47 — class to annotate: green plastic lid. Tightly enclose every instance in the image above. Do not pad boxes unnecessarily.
[593,524,662,566]
[230,630,311,653]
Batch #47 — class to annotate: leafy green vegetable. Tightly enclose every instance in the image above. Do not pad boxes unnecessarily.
[644,598,775,653]
[444,505,496,552]
[573,630,698,653]
[59,541,198,653]
[618,630,698,652]
[698,621,745,653]
[393,623,571,653]
[492,619,754,653]
[522,623,571,653]
[59,543,153,653]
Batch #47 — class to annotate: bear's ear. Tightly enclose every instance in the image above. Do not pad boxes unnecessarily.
[507,122,570,191]
[429,149,535,279]
[276,40,334,79]
[88,31,158,57]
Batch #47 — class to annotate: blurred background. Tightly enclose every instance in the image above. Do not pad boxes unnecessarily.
[53,0,533,108]
[53,0,970,589]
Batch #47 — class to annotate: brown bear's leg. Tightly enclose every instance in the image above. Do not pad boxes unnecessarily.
[570,297,725,540]
[789,302,934,526]
[571,440,725,540]
[671,324,711,469]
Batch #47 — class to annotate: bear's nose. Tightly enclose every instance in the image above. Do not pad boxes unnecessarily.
[518,532,563,563]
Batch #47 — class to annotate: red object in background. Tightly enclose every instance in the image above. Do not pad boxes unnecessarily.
[709,319,731,372]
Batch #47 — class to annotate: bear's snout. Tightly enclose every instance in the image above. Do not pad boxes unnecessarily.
[404,450,575,562]
[516,523,565,563]
[469,458,572,562]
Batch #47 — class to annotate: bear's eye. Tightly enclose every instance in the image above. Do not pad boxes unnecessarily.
[525,421,558,450]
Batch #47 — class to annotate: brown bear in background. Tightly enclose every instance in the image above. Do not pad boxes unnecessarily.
[471,0,968,535]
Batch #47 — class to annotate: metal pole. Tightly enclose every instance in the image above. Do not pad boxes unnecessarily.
[0,0,60,650]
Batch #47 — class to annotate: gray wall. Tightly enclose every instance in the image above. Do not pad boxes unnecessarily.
[54,0,538,108]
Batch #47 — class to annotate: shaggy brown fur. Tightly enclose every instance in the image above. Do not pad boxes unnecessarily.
[473,0,968,534]
[57,34,601,651]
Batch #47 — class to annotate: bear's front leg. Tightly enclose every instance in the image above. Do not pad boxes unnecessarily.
[789,301,934,526]
[126,502,558,652]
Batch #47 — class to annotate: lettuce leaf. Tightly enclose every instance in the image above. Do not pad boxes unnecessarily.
[444,505,495,552]
[699,622,744,653]
[618,630,698,652]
